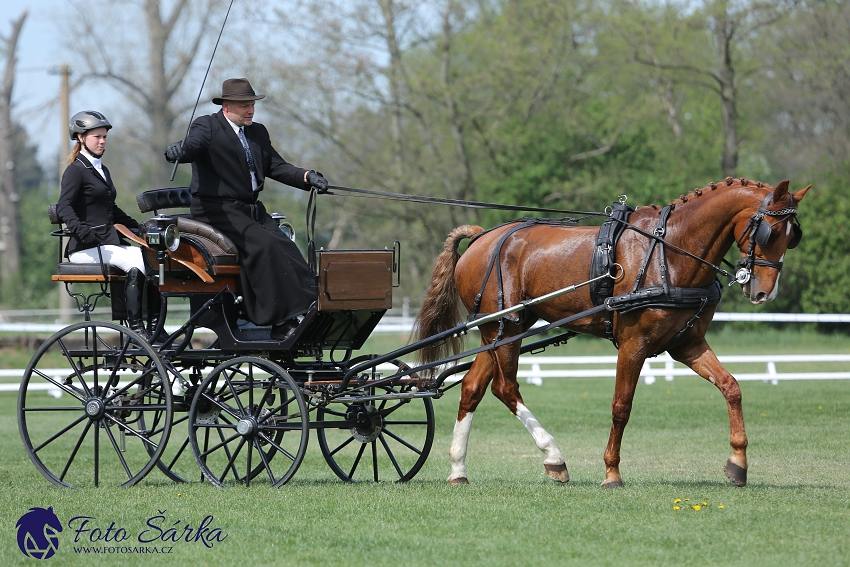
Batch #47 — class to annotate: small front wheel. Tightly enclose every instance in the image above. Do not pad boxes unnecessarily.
[317,358,435,482]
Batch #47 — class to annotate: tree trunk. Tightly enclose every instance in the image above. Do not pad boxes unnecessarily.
[712,0,739,176]
[0,11,27,290]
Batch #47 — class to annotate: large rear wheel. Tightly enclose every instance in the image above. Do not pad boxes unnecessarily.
[17,321,172,488]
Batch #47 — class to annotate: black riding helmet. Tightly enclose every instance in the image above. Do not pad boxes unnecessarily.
[69,110,112,140]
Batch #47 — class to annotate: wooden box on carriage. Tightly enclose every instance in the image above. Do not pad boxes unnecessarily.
[317,250,393,311]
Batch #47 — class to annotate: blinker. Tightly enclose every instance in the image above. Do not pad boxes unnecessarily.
[754,221,771,248]
[788,222,802,249]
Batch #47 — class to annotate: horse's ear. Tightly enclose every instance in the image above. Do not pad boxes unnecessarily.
[792,184,811,203]
[773,180,790,200]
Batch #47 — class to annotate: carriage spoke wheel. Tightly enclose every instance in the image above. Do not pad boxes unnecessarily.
[141,360,199,484]
[187,357,309,488]
[317,358,435,483]
[17,321,172,488]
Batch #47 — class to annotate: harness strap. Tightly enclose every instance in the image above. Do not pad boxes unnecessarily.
[589,202,634,306]
[605,279,723,314]
[470,219,539,321]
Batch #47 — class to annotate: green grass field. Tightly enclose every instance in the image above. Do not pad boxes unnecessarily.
[1,328,849,566]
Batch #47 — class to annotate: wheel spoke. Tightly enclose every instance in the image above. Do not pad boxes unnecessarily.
[94,422,100,487]
[220,436,246,482]
[103,421,134,480]
[381,427,424,455]
[329,434,357,457]
[166,436,191,471]
[28,369,86,402]
[348,442,367,479]
[58,338,92,398]
[256,431,296,463]
[103,414,159,450]
[379,434,405,477]
[59,420,93,482]
[254,439,278,485]
[31,413,88,453]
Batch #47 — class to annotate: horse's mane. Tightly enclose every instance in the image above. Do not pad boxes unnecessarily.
[650,177,770,212]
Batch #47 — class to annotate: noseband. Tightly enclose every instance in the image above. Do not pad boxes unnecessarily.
[734,192,803,285]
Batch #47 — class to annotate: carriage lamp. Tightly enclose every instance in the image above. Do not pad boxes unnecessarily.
[144,215,180,252]
[143,215,180,284]
[271,213,296,242]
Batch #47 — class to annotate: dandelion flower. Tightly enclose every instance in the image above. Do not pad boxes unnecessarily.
[673,506,680,510]
[692,505,701,511]
[718,505,725,509]
[674,499,681,504]
[701,501,708,506]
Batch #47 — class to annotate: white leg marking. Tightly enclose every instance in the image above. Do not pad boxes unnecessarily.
[515,403,564,465]
[448,413,474,481]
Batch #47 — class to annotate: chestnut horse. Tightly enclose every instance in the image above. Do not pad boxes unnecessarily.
[413,178,809,487]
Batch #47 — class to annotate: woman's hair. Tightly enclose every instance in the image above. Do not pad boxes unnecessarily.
[67,139,82,166]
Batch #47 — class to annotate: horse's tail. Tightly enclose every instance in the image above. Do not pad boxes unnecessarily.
[412,225,484,366]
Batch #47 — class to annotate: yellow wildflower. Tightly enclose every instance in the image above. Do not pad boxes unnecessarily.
[674,499,681,504]
[692,505,701,511]
[673,506,680,510]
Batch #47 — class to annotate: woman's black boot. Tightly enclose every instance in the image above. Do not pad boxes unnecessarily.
[125,268,151,341]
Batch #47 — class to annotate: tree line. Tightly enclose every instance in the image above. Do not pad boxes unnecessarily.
[1,0,849,317]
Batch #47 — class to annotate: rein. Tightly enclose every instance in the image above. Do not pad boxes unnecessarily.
[326,184,606,218]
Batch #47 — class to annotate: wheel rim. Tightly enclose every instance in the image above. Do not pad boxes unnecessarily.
[187,357,308,487]
[317,358,435,483]
[17,321,172,488]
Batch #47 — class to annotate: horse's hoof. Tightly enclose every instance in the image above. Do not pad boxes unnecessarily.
[601,479,624,489]
[447,477,469,485]
[725,459,747,487]
[544,463,569,483]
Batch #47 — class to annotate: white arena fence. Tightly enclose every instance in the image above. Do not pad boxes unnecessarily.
[1,312,847,392]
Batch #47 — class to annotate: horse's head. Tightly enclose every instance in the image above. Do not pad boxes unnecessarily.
[734,180,810,304]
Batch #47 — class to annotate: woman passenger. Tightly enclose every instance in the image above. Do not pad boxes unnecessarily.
[56,110,155,339]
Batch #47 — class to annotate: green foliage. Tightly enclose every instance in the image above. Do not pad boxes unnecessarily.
[6,189,61,309]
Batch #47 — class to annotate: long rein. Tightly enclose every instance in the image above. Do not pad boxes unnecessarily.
[323,183,740,284]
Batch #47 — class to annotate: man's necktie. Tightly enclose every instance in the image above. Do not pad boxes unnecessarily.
[237,128,256,173]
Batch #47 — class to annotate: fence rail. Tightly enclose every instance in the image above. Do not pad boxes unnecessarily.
[2,353,848,394]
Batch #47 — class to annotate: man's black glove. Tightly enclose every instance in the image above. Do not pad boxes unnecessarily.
[306,170,329,193]
[164,141,183,163]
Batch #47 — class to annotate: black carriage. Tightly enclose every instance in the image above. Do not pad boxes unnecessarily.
[17,187,445,488]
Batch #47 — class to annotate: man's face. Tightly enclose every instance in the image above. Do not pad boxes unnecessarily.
[222,100,256,127]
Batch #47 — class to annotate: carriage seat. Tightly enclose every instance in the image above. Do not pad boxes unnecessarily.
[136,187,240,271]
[48,204,125,282]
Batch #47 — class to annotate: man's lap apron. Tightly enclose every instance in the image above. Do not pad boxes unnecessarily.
[191,196,316,326]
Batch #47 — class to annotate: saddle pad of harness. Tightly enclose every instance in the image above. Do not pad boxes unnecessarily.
[589,202,634,306]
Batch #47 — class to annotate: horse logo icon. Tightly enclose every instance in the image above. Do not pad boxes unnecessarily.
[16,507,63,559]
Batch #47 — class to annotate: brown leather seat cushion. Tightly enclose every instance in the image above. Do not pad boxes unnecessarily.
[176,217,240,266]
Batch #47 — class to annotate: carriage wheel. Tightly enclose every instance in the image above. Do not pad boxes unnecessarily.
[141,360,200,483]
[187,357,308,487]
[17,321,172,488]
[316,358,435,483]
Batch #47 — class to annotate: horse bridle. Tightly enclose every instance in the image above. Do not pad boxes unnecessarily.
[733,192,803,285]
